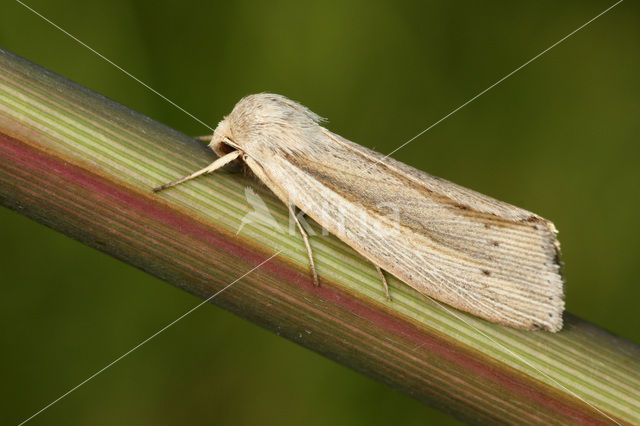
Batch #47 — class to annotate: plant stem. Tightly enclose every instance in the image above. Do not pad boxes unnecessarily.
[1,47,638,424]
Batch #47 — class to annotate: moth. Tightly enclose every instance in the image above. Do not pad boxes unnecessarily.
[154,94,564,332]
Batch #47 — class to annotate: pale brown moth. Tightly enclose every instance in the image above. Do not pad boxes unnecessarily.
[154,93,564,332]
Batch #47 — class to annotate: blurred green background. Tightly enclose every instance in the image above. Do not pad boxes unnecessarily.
[1,1,638,424]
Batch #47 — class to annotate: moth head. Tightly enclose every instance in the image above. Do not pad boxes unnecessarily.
[210,118,239,158]
[211,94,326,159]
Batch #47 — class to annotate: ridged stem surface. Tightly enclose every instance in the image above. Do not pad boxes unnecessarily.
[1,47,638,424]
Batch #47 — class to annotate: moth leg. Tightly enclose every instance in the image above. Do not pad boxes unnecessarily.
[376,265,391,301]
[195,135,213,143]
[153,150,241,192]
[288,204,320,287]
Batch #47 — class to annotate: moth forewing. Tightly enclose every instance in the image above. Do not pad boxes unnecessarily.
[156,93,565,332]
